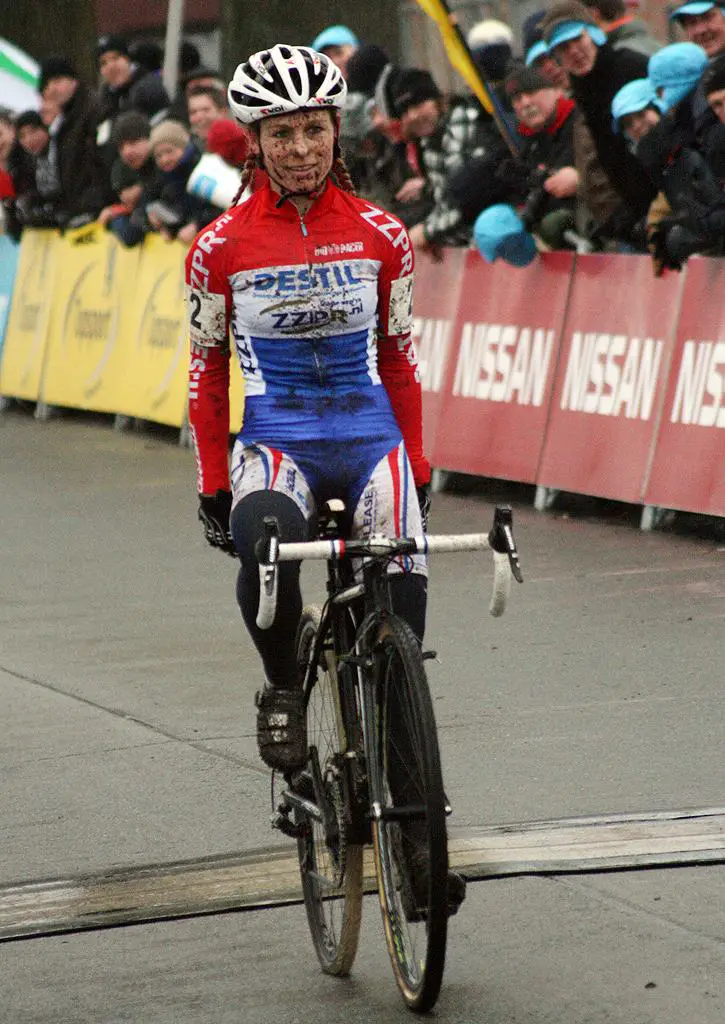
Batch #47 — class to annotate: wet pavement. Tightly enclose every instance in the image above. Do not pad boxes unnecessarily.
[1,408,723,1022]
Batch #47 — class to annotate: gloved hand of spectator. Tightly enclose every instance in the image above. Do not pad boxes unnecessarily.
[198,490,236,556]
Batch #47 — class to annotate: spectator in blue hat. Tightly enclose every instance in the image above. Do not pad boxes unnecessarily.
[541,1,656,242]
[611,79,664,147]
[311,25,359,78]
[473,203,537,268]
[670,3,725,60]
[633,43,725,271]
[525,39,571,92]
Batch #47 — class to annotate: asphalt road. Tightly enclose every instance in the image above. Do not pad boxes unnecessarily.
[1,408,723,1022]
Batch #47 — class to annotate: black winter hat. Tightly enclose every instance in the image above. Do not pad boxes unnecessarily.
[39,56,77,93]
[390,69,442,117]
[702,54,725,97]
[180,41,201,73]
[15,110,46,133]
[112,110,151,146]
[128,40,164,73]
[346,44,390,95]
[95,34,130,64]
[505,64,555,99]
[180,65,223,88]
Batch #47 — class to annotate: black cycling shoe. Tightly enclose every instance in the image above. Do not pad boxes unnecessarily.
[255,687,307,772]
[286,769,316,803]
[400,848,467,923]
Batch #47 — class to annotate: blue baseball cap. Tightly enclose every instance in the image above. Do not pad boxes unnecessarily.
[547,21,607,50]
[474,205,537,268]
[311,25,359,51]
[611,79,664,133]
[525,40,549,66]
[670,2,723,20]
[648,41,709,111]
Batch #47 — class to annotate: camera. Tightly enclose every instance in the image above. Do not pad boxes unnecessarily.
[519,167,550,232]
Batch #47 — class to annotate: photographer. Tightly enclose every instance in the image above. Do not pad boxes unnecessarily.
[447,65,580,249]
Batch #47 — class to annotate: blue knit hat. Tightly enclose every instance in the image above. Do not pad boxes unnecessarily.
[474,205,537,268]
[648,42,709,112]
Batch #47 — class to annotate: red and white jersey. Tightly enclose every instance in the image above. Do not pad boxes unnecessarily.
[185,180,430,495]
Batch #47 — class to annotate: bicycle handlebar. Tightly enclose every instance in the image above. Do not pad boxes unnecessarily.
[256,504,523,629]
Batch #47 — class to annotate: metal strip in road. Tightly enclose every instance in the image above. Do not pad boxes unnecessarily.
[1,806,723,943]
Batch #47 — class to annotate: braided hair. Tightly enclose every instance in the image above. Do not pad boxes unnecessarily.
[331,154,357,196]
[230,152,258,206]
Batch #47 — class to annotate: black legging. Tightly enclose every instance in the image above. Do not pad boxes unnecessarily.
[230,490,427,688]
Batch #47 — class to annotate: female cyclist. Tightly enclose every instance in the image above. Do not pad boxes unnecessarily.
[185,43,464,916]
[186,41,432,763]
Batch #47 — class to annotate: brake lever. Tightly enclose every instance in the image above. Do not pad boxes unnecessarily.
[489,505,523,584]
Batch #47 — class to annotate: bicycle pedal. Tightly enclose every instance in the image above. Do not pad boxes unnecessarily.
[422,649,438,661]
[339,653,373,669]
[270,809,303,839]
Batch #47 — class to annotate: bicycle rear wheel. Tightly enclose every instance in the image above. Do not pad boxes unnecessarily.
[295,605,363,976]
[368,613,449,1012]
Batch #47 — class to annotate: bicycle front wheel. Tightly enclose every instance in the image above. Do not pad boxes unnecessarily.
[295,605,363,977]
[368,613,449,1013]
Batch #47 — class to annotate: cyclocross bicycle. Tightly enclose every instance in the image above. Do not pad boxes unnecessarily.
[255,502,522,1013]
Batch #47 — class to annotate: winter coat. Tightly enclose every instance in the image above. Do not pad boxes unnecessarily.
[97,66,169,174]
[571,115,623,230]
[636,98,725,260]
[98,65,169,125]
[419,96,508,246]
[54,82,107,221]
[445,96,578,227]
[363,134,434,227]
[561,43,657,220]
[607,18,661,58]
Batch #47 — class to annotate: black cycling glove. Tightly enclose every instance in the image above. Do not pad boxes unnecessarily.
[198,490,236,556]
[416,483,432,534]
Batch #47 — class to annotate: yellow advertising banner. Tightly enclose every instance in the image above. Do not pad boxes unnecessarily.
[114,233,188,426]
[40,223,140,410]
[0,229,60,400]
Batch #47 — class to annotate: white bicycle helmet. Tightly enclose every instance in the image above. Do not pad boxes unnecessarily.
[228,44,347,125]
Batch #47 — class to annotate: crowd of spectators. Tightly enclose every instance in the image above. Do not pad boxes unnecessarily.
[0,33,247,247]
[331,1,725,274]
[1,2,724,276]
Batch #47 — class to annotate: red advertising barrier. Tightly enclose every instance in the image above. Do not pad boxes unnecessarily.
[644,258,725,516]
[537,254,684,504]
[412,247,466,455]
[429,251,574,482]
